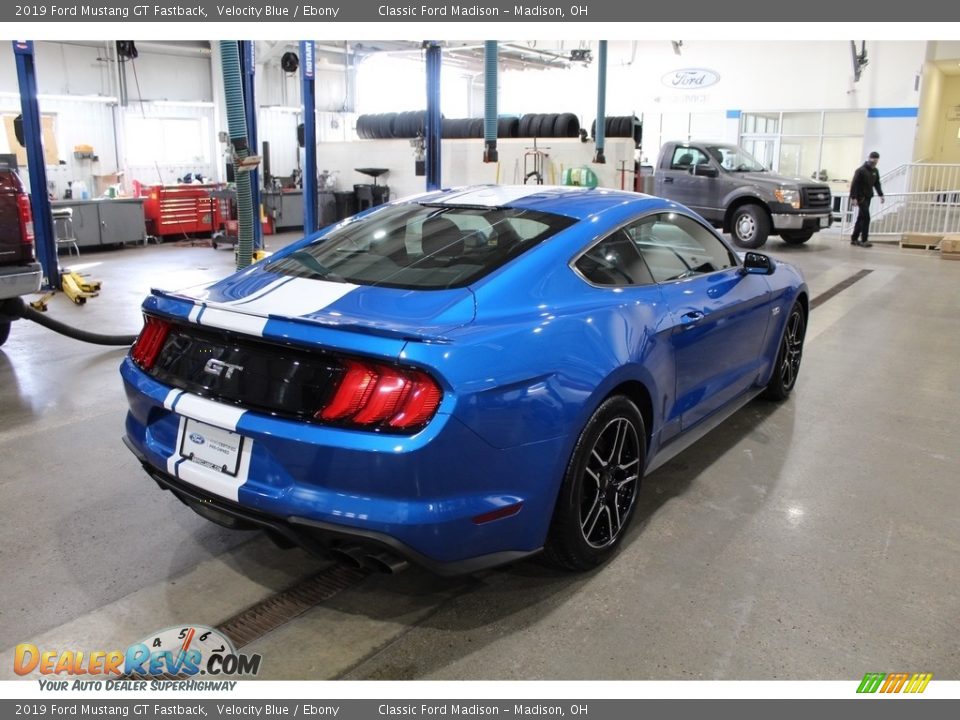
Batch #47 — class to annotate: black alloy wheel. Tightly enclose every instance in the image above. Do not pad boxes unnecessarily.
[764,302,806,400]
[544,395,646,571]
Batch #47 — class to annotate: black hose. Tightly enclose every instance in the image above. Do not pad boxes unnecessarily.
[4,297,137,346]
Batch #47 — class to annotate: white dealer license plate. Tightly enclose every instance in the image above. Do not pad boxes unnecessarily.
[820,216,831,228]
[179,419,245,477]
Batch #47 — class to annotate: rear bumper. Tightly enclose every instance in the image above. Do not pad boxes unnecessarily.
[0,262,41,301]
[120,358,564,574]
[125,437,537,576]
[771,212,832,231]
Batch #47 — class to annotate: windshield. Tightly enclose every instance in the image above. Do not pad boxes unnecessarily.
[266,203,576,290]
[706,145,766,173]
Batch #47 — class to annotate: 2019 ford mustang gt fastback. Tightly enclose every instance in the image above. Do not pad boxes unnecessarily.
[121,185,808,574]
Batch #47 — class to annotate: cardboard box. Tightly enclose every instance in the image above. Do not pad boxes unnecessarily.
[940,234,960,260]
[901,233,942,249]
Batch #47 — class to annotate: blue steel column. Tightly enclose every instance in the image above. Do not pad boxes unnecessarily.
[594,40,607,165]
[424,41,442,191]
[12,41,59,290]
[483,41,498,163]
[239,41,262,250]
[300,40,317,235]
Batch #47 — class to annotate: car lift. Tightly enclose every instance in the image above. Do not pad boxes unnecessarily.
[424,41,442,191]
[12,41,58,291]
[13,41,104,307]
[300,40,318,235]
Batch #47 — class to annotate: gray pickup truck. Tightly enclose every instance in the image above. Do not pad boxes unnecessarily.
[654,141,833,248]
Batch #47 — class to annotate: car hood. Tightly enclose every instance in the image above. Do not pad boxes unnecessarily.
[735,171,817,187]
[155,266,476,340]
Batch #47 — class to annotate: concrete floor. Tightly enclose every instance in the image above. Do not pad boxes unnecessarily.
[1,232,958,680]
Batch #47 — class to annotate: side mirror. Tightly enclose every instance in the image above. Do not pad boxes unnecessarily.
[693,164,719,178]
[741,252,775,275]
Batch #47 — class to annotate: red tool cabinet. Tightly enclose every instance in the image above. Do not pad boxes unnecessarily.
[142,184,223,238]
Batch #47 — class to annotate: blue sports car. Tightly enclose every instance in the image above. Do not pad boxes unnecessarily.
[121,185,808,574]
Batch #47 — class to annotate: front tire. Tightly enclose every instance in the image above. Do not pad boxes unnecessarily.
[764,302,806,401]
[544,395,646,571]
[730,204,770,249]
[0,321,10,347]
[780,230,814,245]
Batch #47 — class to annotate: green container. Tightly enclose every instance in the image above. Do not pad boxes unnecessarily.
[561,166,599,188]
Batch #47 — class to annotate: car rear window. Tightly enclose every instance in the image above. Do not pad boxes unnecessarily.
[266,203,576,290]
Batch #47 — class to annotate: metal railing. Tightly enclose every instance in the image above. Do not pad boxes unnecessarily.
[879,163,960,196]
[838,191,960,237]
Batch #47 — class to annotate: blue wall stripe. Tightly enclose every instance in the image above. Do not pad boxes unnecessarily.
[867,107,919,118]
[726,109,742,119]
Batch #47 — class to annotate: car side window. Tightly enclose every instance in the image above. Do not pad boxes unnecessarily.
[575,230,655,287]
[670,147,709,170]
[625,214,738,283]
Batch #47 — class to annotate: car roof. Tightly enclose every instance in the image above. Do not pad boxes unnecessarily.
[405,185,670,221]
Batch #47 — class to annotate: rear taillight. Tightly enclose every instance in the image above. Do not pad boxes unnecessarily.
[131,316,172,370]
[17,194,34,257]
[318,359,442,432]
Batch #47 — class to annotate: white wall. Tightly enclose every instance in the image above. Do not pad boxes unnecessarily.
[500,41,928,166]
[0,41,217,195]
[315,137,636,200]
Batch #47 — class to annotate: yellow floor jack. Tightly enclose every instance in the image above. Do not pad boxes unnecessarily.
[29,269,101,311]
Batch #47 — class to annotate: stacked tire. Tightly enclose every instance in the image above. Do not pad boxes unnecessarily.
[356,111,586,140]
[590,115,642,147]
[356,111,435,140]
[517,113,581,138]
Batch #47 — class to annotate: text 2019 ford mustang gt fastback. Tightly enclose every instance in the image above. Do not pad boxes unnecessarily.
[121,185,808,574]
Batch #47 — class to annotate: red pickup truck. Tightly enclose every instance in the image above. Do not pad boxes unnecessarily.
[0,167,42,346]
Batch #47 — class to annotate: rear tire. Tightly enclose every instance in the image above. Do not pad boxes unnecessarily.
[763,302,806,401]
[544,395,646,571]
[0,321,9,347]
[730,204,770,249]
[780,230,814,245]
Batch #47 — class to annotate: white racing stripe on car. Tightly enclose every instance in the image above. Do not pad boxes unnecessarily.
[162,388,184,410]
[223,276,359,318]
[176,436,253,503]
[187,278,359,336]
[173,393,246,431]
[222,276,293,306]
[167,416,188,477]
[161,395,251,502]
[196,306,269,336]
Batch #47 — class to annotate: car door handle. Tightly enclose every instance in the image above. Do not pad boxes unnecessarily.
[680,311,704,325]
[663,177,675,184]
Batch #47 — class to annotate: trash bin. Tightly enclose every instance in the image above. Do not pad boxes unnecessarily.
[334,191,358,221]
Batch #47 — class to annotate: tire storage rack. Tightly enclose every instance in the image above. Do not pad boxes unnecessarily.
[354,111,640,141]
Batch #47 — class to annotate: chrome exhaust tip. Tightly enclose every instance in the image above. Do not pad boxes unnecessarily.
[363,551,410,574]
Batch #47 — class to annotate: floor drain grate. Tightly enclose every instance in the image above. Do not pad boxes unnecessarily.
[810,269,874,310]
[216,563,369,648]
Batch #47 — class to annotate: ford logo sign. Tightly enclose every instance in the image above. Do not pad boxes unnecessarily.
[661,68,721,89]
[189,433,205,445]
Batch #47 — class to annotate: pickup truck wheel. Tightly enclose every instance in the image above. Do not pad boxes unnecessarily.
[730,205,770,249]
[0,321,10,347]
[780,230,814,244]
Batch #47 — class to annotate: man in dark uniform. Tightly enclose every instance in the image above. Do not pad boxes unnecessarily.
[849,151,884,248]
